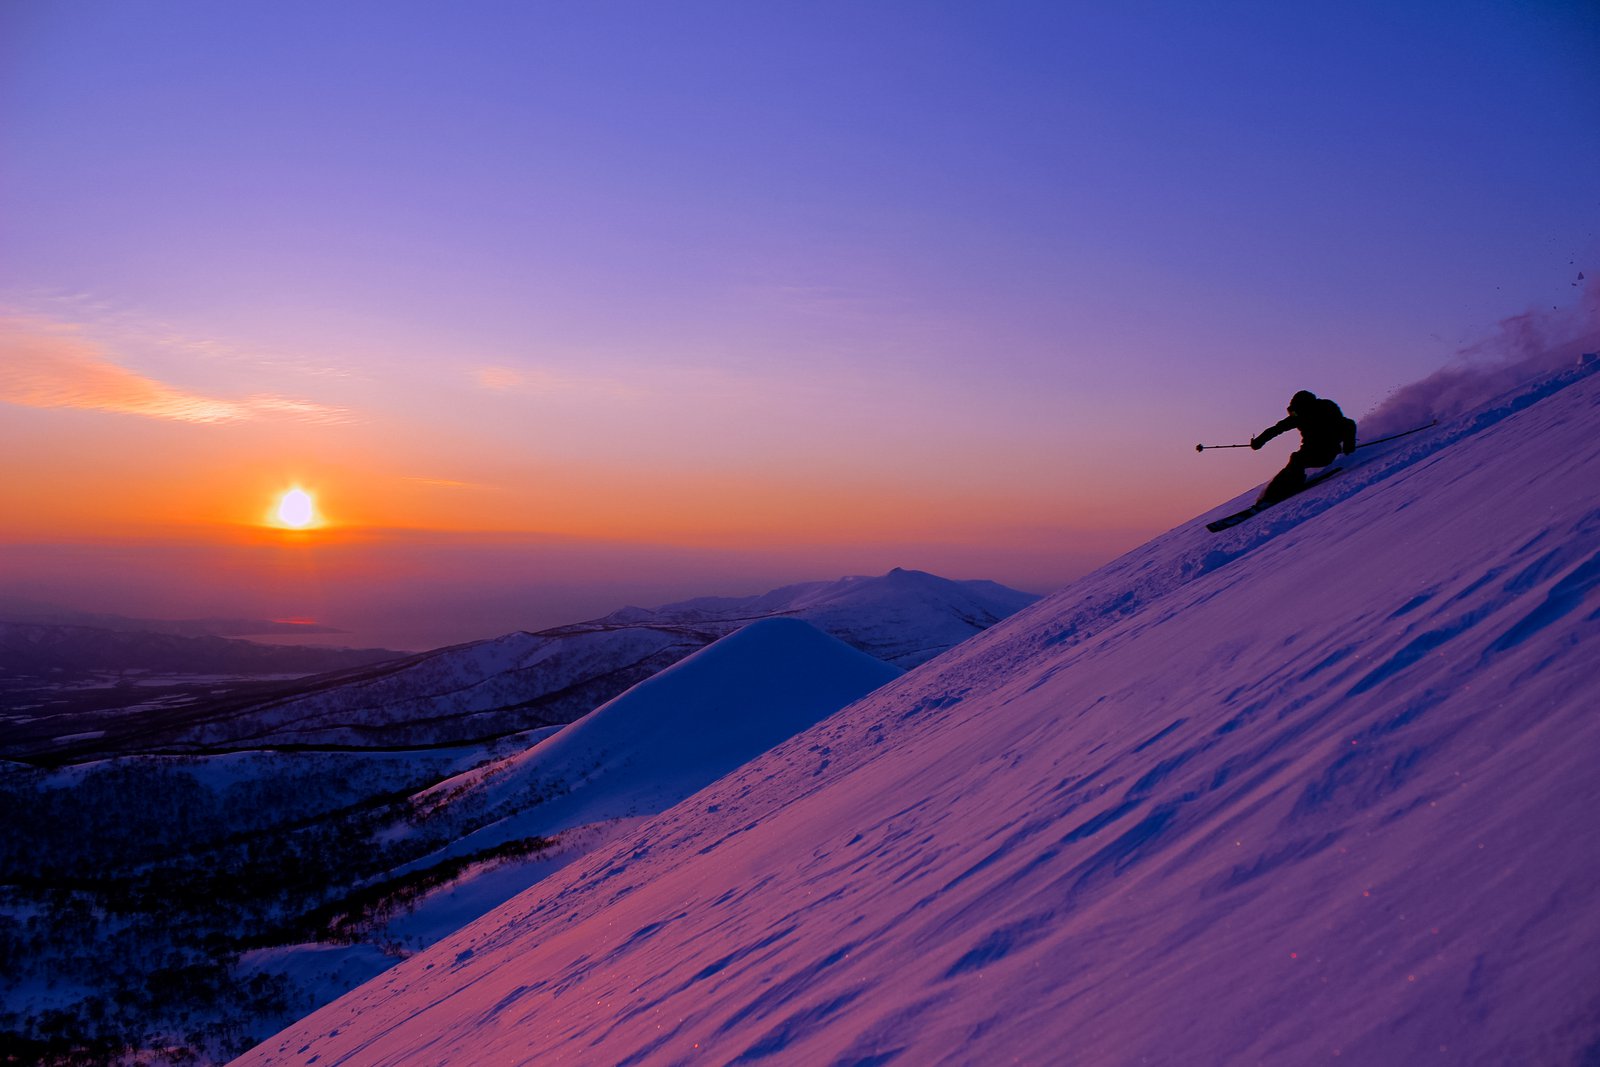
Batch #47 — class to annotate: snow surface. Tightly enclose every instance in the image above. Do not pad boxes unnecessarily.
[403,617,906,856]
[236,943,398,1024]
[247,620,899,996]
[238,365,1600,1066]
[375,822,647,950]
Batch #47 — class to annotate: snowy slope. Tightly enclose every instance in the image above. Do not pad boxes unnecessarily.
[226,621,901,1021]
[175,571,1034,750]
[404,617,904,854]
[238,364,1600,1066]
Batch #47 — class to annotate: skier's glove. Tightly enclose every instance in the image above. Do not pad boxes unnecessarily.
[1249,437,1263,451]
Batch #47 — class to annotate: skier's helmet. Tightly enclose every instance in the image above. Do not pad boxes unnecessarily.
[1288,390,1317,414]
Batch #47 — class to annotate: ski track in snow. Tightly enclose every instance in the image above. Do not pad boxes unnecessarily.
[237,366,1600,1067]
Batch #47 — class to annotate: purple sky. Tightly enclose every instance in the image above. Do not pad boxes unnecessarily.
[2,1,1597,648]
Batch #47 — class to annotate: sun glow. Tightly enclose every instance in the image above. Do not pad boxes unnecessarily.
[274,487,317,528]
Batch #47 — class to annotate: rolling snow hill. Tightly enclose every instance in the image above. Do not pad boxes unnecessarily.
[0,570,1026,1059]
[230,620,902,1041]
[339,619,907,953]
[164,569,1035,751]
[240,360,1600,1066]
[404,617,905,854]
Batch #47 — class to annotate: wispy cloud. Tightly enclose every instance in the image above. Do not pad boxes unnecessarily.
[7,288,346,377]
[471,363,641,400]
[0,317,349,424]
[405,476,501,491]
[473,365,531,392]
[245,395,350,422]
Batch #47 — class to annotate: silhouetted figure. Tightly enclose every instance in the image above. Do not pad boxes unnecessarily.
[1251,390,1357,504]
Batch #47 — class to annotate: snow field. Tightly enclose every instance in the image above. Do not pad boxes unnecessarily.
[238,365,1600,1066]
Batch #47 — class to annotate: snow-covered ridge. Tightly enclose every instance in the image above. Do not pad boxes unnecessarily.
[0,569,1035,1056]
[576,566,1039,668]
[223,619,904,1030]
[406,617,904,857]
[240,362,1600,1065]
[171,569,1037,750]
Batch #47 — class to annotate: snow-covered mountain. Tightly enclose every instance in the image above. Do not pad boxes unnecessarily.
[316,619,908,958]
[224,620,904,1040]
[582,568,1039,668]
[403,618,903,852]
[0,570,1029,1059]
[169,569,1036,750]
[240,359,1600,1066]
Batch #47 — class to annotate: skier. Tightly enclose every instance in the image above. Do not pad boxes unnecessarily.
[1250,390,1357,504]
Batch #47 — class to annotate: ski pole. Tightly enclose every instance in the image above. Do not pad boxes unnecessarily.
[1198,418,1437,455]
[1351,419,1437,451]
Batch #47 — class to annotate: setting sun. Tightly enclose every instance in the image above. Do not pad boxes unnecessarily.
[274,488,317,528]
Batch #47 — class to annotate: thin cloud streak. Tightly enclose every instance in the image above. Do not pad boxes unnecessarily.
[471,363,642,400]
[0,317,349,424]
[7,288,336,375]
[404,477,502,491]
[244,395,352,423]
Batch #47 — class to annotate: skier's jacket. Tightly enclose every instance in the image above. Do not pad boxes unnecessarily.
[1256,398,1357,464]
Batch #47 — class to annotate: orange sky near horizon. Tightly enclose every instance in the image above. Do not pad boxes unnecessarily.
[0,311,1197,553]
[4,2,1594,649]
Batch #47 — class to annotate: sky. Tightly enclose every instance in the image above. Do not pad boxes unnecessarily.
[2,0,1597,649]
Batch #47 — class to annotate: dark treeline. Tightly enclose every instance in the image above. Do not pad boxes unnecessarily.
[0,751,515,1064]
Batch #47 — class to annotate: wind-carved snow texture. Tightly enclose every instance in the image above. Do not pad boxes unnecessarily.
[239,363,1600,1067]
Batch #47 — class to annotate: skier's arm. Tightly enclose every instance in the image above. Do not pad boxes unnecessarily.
[1251,416,1295,451]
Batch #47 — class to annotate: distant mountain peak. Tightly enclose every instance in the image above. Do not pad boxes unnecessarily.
[586,570,1040,669]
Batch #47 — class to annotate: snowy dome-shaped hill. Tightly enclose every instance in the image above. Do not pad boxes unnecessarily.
[240,361,1600,1066]
[406,617,904,853]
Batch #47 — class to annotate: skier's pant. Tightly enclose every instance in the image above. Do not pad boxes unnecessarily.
[1258,446,1339,504]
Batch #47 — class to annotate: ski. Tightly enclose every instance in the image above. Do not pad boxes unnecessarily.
[1206,467,1344,532]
